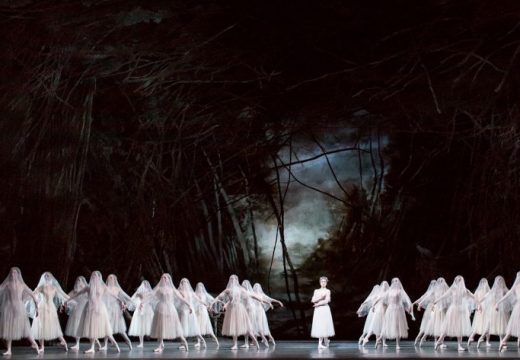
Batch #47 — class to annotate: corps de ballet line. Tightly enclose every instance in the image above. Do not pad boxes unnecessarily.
[0,268,333,355]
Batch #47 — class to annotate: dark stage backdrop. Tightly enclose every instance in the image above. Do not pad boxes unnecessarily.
[1,0,520,339]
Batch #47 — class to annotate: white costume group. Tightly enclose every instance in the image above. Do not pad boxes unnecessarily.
[0,268,283,355]
[358,274,520,352]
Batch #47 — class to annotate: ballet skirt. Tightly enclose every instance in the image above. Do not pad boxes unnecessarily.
[150,287,184,339]
[310,288,335,338]
[31,285,64,340]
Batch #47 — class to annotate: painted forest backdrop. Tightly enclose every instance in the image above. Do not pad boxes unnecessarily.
[2,0,520,338]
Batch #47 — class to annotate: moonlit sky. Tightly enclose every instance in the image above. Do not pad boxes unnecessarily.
[250,124,389,286]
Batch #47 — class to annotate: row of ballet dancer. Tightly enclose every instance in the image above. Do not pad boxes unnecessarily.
[357,274,520,352]
[0,267,284,356]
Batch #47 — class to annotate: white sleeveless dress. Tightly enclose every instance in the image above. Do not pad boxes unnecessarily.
[31,285,64,340]
[310,288,335,338]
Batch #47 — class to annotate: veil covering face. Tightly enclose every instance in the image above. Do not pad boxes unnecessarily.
[196,282,220,312]
[418,279,437,308]
[486,275,512,310]
[474,278,490,299]
[66,276,89,314]
[106,274,135,311]
[0,267,34,317]
[252,283,278,312]
[28,271,69,318]
[357,284,381,316]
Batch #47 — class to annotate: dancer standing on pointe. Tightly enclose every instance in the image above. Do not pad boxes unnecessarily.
[29,272,69,353]
[0,267,41,355]
[252,283,283,346]
[434,275,475,352]
[311,276,335,349]
[177,278,206,349]
[211,274,265,350]
[374,278,414,350]
[104,274,134,350]
[357,284,380,345]
[476,275,510,348]
[194,282,220,347]
[241,280,266,348]
[423,277,449,347]
[361,281,389,346]
[497,271,520,351]
[466,278,490,347]
[64,271,120,353]
[146,273,191,353]
[413,279,436,346]
[128,280,154,348]
[65,276,97,351]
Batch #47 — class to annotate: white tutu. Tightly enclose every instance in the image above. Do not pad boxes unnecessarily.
[196,305,215,336]
[426,306,446,336]
[105,296,127,334]
[0,297,31,340]
[222,302,252,336]
[79,300,113,339]
[366,302,386,335]
[363,309,375,334]
[311,305,335,338]
[381,304,408,339]
[419,303,434,333]
[31,299,63,340]
[486,305,509,336]
[128,302,153,337]
[471,308,486,334]
[506,303,520,336]
[65,295,88,337]
[254,304,271,336]
[150,295,184,339]
[442,303,472,337]
[178,303,201,337]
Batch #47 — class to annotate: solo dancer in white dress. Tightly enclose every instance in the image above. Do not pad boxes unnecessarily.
[178,278,206,349]
[212,274,266,350]
[0,267,41,355]
[374,278,414,350]
[497,271,520,351]
[194,282,219,347]
[128,280,154,348]
[361,281,389,346]
[252,283,283,346]
[357,284,380,345]
[146,274,191,353]
[475,275,509,348]
[434,275,475,351]
[64,271,120,353]
[30,272,69,353]
[311,276,335,349]
[466,278,490,347]
[413,279,436,346]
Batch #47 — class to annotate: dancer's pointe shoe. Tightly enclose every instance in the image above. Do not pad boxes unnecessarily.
[262,339,269,348]
[458,345,466,352]
[476,338,483,349]
[396,345,401,350]
[2,351,11,356]
[467,338,473,348]
[153,346,163,353]
[359,336,365,345]
[486,342,491,348]
[126,341,132,350]
[61,340,68,352]
[325,339,330,347]
[240,344,249,349]
[231,345,238,350]
[115,344,121,353]
[434,340,440,350]
[362,337,369,347]
[99,345,108,351]
[383,342,388,348]
[440,344,447,349]
[136,343,143,348]
[318,344,327,350]
[84,348,95,354]
[194,343,201,348]
[70,344,79,351]
[499,341,506,352]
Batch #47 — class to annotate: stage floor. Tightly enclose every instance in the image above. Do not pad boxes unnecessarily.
[4,340,520,359]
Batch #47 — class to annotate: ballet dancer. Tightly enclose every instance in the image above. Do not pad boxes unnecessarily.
[252,283,283,346]
[311,276,335,349]
[476,276,509,348]
[178,278,206,349]
[357,284,380,345]
[362,281,389,346]
[467,278,490,347]
[128,280,154,348]
[194,282,220,347]
[413,279,436,346]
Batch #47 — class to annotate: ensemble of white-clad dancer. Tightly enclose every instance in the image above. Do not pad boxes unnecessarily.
[0,268,285,355]
[357,274,520,352]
